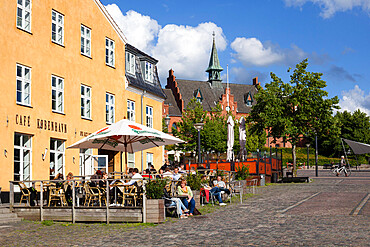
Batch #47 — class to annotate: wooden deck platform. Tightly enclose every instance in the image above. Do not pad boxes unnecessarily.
[13,206,142,223]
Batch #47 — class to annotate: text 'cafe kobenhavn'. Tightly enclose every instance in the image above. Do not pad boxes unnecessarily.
[15,114,67,134]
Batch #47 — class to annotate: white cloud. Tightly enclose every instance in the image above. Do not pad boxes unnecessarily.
[339,85,370,115]
[230,37,307,67]
[105,4,227,83]
[152,23,227,81]
[105,4,160,52]
[284,0,370,18]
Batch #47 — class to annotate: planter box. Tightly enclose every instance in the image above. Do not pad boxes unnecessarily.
[145,199,165,224]
[193,190,200,206]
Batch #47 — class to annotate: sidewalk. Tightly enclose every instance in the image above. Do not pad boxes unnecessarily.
[1,173,369,246]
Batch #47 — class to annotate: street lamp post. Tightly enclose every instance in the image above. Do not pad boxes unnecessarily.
[306,143,310,169]
[315,134,318,177]
[194,122,204,166]
[165,115,170,133]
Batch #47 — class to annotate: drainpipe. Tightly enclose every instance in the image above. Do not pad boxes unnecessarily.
[141,90,146,172]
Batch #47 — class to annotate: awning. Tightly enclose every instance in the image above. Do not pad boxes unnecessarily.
[343,138,370,155]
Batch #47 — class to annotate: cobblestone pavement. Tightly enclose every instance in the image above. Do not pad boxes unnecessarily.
[0,171,369,247]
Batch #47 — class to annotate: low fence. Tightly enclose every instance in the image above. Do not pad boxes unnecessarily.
[185,148,283,184]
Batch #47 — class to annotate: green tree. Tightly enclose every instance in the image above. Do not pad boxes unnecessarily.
[202,103,227,153]
[249,59,339,170]
[172,98,205,153]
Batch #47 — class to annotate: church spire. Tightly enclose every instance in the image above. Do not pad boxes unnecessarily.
[206,32,223,88]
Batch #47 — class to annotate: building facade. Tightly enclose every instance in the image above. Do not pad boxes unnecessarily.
[163,35,291,151]
[0,0,165,192]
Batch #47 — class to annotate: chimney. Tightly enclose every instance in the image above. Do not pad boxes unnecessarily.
[253,77,260,86]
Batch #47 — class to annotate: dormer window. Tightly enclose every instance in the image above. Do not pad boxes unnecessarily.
[125,52,135,75]
[244,92,253,106]
[194,88,203,103]
[142,61,153,83]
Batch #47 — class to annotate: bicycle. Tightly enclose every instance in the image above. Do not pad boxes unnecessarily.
[330,165,351,177]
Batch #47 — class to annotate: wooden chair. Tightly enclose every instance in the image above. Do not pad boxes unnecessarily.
[18,182,31,206]
[122,185,138,207]
[48,183,67,207]
[84,183,105,207]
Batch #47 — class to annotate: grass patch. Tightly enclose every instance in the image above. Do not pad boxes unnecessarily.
[41,220,54,226]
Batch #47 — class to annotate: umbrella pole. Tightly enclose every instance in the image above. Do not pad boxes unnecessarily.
[124,143,128,176]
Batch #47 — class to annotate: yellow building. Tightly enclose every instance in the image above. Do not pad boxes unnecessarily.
[0,0,165,192]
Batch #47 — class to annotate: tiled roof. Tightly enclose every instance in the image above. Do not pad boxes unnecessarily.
[163,89,182,116]
[173,79,258,113]
[224,83,258,114]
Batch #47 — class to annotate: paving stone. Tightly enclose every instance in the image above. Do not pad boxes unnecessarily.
[0,171,369,246]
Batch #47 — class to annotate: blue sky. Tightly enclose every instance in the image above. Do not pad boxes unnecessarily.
[101,0,370,115]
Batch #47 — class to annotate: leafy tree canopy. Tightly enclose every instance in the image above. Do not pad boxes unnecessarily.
[248,59,339,167]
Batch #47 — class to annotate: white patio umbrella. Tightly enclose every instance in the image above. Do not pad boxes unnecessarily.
[68,119,184,172]
[239,117,247,160]
[227,115,234,161]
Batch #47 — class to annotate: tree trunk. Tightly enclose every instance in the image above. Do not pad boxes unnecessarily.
[292,144,296,177]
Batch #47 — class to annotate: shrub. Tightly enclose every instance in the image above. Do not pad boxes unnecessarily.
[186,173,202,190]
[235,164,250,180]
[145,178,167,199]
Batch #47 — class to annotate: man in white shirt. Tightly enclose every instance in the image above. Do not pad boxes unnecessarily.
[213,176,230,195]
[172,167,182,181]
[124,168,143,185]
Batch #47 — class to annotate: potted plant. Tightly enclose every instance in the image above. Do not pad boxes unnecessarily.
[145,178,167,223]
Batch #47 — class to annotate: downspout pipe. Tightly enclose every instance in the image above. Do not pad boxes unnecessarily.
[141,90,146,172]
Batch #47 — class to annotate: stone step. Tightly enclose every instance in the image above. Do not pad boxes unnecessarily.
[0,217,22,225]
[0,213,18,219]
[0,208,10,214]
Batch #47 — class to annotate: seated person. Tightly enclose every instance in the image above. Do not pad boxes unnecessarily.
[162,168,173,178]
[99,172,109,188]
[200,175,226,206]
[213,175,230,195]
[172,167,182,181]
[177,179,195,216]
[178,163,186,173]
[163,185,189,218]
[64,172,74,206]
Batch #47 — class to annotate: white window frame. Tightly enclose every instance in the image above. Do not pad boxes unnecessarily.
[127,100,135,121]
[79,148,92,176]
[50,138,65,179]
[144,61,154,82]
[81,25,91,57]
[128,153,135,168]
[106,93,115,124]
[51,75,64,113]
[51,10,64,45]
[125,52,135,75]
[146,105,153,128]
[105,37,115,67]
[16,64,31,106]
[81,84,91,119]
[16,0,32,32]
[14,133,32,183]
[146,152,153,169]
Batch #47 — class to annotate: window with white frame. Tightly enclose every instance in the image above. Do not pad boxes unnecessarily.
[146,106,153,128]
[14,133,32,182]
[81,85,91,119]
[51,10,64,45]
[81,25,91,57]
[16,0,32,32]
[50,138,65,179]
[16,64,31,106]
[106,93,115,124]
[125,52,135,75]
[146,152,153,169]
[127,153,135,168]
[144,61,154,82]
[127,100,135,121]
[79,148,92,176]
[105,37,115,67]
[51,75,64,113]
